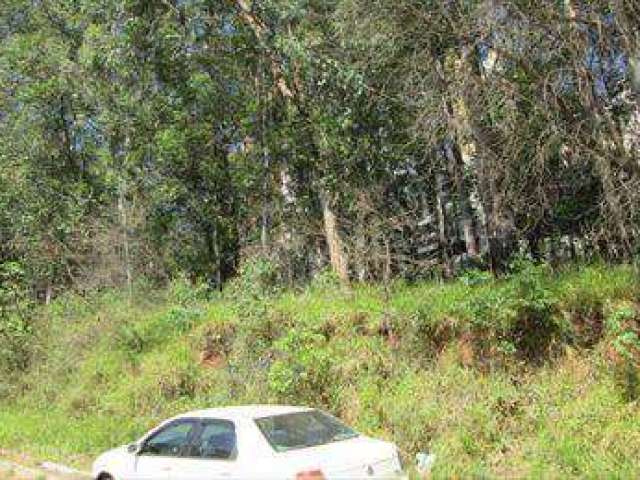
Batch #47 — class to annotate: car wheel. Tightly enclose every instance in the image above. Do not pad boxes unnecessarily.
[98,474,114,480]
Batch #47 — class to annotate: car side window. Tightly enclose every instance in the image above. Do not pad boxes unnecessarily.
[191,420,237,460]
[140,420,197,457]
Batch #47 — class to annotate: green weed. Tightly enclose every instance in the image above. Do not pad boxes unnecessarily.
[0,263,639,478]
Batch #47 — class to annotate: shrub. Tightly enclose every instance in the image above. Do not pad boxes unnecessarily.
[160,306,203,334]
[227,256,280,300]
[168,277,211,305]
[460,268,493,287]
[0,262,33,375]
[267,328,335,405]
[308,268,342,292]
[507,259,562,360]
[0,313,33,377]
[115,323,148,355]
[115,306,203,357]
[402,306,459,362]
[605,305,640,401]
[461,259,562,364]
[195,320,236,359]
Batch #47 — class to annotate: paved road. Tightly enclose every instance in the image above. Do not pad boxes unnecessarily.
[0,459,90,480]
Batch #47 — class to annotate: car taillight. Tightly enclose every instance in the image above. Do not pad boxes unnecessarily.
[295,469,326,480]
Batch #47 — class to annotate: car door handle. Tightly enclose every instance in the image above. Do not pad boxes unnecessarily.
[161,466,172,472]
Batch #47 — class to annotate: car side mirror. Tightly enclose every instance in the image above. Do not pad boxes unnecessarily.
[127,443,141,454]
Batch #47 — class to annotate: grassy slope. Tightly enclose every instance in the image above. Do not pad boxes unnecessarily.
[1,264,639,478]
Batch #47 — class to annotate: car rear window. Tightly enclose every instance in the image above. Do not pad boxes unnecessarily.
[255,410,358,453]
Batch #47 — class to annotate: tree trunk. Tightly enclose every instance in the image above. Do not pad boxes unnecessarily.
[444,141,479,257]
[320,190,349,283]
[355,227,368,282]
[442,49,483,259]
[436,172,453,277]
[630,51,640,95]
[213,221,222,290]
[259,58,271,251]
[595,157,631,257]
[260,149,270,250]
[45,284,53,305]
[118,180,132,304]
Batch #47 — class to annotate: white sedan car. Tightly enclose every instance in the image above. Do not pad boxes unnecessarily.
[92,405,407,480]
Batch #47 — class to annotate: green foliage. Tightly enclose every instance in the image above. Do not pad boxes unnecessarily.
[0,262,33,377]
[168,277,211,306]
[161,306,204,334]
[0,264,637,478]
[115,305,204,358]
[459,268,493,287]
[307,268,343,292]
[114,323,148,356]
[268,328,334,404]
[227,257,280,300]
[606,306,637,351]
[605,305,640,402]
[0,0,639,308]
[457,259,563,363]
[0,313,32,375]
[0,262,25,306]
[506,259,563,358]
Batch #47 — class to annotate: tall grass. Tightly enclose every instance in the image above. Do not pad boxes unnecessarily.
[0,263,638,478]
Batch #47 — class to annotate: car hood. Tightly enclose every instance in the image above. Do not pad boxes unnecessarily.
[92,445,129,476]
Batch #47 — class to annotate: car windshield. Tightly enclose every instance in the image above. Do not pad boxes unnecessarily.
[255,410,358,453]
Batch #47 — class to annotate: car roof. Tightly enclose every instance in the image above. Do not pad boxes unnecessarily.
[174,405,315,422]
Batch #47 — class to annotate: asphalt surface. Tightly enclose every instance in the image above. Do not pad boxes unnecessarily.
[0,459,90,480]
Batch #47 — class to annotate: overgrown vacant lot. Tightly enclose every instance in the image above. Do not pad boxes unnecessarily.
[1,263,639,478]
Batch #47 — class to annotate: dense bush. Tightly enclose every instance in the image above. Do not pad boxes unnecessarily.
[0,262,34,378]
[267,328,335,404]
[605,305,640,402]
[226,257,281,301]
[0,313,32,375]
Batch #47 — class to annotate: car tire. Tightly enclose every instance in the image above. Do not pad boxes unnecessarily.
[98,474,113,480]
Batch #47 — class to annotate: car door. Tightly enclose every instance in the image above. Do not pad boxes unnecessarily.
[131,419,199,480]
[168,419,240,480]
